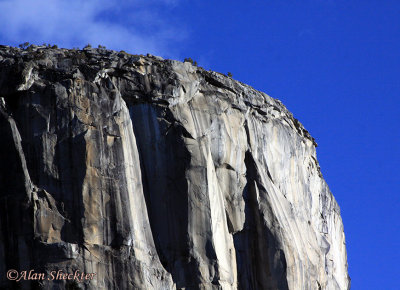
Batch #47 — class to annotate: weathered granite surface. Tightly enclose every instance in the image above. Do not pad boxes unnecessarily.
[0,45,350,289]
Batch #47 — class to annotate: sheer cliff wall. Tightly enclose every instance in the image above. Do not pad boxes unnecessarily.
[0,46,349,289]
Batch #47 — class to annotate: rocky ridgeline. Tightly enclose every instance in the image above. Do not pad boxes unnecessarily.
[0,45,349,289]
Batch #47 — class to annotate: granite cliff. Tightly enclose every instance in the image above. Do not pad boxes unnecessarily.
[0,45,350,289]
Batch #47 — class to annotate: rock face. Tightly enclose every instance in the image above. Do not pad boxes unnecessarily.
[0,45,350,289]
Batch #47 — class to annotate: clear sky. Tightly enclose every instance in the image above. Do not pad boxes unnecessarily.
[1,1,399,289]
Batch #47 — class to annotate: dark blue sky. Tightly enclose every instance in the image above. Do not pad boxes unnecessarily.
[1,1,399,289]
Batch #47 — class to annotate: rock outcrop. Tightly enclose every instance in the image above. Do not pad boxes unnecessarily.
[0,45,350,289]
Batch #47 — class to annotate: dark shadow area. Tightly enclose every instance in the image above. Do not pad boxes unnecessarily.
[129,103,199,288]
[0,109,34,289]
[233,151,288,290]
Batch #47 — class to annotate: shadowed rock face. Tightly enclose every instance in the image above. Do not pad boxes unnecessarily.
[0,45,350,290]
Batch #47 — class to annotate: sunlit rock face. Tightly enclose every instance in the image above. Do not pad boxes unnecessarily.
[0,45,350,289]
